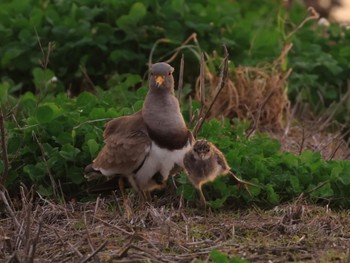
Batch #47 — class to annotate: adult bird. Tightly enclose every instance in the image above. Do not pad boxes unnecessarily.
[85,62,193,201]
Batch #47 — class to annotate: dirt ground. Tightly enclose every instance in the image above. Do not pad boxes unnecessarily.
[1,192,350,263]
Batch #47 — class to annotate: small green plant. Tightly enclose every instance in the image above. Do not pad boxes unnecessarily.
[210,250,250,263]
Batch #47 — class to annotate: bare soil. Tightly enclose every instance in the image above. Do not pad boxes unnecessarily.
[1,192,349,263]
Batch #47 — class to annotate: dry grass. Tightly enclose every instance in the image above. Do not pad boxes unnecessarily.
[1,188,350,263]
[195,45,292,133]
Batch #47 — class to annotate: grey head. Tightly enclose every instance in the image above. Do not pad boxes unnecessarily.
[193,140,212,160]
[149,62,175,90]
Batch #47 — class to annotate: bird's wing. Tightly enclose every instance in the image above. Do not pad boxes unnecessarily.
[214,149,230,173]
[92,111,151,176]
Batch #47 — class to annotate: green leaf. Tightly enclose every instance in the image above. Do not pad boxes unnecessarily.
[289,175,301,193]
[210,250,229,263]
[59,144,81,161]
[23,163,46,182]
[87,139,99,157]
[32,67,55,90]
[37,185,53,197]
[2,46,24,66]
[19,92,37,110]
[116,2,146,30]
[133,100,143,111]
[89,107,107,119]
[36,103,61,124]
[77,91,97,107]
[0,82,9,106]
[208,197,227,209]
[129,2,147,23]
[67,167,84,184]
[37,105,53,124]
[311,182,334,198]
[170,0,185,14]
[266,184,280,205]
[331,162,350,185]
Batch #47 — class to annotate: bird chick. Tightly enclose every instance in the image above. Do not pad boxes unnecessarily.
[184,139,230,208]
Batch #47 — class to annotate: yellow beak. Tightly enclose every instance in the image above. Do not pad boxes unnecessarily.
[155,76,165,87]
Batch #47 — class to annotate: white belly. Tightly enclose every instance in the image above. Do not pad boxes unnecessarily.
[135,141,192,190]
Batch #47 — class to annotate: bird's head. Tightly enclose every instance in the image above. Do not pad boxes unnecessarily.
[193,139,212,160]
[149,62,174,90]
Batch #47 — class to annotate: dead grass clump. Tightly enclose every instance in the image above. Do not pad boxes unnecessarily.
[195,45,292,132]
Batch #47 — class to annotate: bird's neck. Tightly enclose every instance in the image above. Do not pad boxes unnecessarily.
[142,90,189,149]
[143,91,186,129]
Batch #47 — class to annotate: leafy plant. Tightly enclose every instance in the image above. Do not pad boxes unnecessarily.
[178,119,350,209]
[210,250,250,263]
[1,0,350,209]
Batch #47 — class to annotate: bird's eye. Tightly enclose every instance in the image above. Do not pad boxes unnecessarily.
[150,72,154,76]
[168,72,172,76]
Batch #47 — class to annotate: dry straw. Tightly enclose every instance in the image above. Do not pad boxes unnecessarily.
[195,44,293,133]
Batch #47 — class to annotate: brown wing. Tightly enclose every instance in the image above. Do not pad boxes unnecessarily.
[92,111,151,176]
[213,146,230,174]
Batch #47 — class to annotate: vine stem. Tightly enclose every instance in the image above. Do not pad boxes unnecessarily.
[193,45,229,137]
[0,106,9,186]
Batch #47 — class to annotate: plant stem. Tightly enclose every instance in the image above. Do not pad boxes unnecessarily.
[193,45,229,137]
[0,106,9,186]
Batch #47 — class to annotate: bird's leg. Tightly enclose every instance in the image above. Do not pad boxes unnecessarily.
[198,186,207,210]
[144,191,152,203]
[228,171,257,197]
[198,186,208,218]
[118,177,133,219]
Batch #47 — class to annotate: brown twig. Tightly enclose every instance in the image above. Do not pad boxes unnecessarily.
[33,132,58,198]
[94,217,135,236]
[79,240,108,263]
[285,7,319,40]
[199,53,206,107]
[193,46,229,137]
[192,53,206,136]
[318,80,350,131]
[306,180,330,195]
[73,117,111,130]
[326,129,350,160]
[34,25,53,69]
[79,65,97,94]
[299,125,306,155]
[177,54,185,105]
[148,33,197,66]
[188,96,193,126]
[164,33,198,64]
[0,106,9,186]
[246,88,278,139]
[0,190,20,228]
[26,219,43,263]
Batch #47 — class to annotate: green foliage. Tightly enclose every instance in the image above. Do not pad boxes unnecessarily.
[178,119,350,209]
[1,0,350,208]
[209,250,250,263]
[3,76,146,197]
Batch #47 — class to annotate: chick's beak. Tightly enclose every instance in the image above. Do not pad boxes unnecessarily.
[155,75,165,87]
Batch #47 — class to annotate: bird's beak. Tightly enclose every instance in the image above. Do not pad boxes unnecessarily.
[155,76,165,87]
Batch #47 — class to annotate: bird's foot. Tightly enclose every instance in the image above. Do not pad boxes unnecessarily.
[229,171,258,197]
[84,172,105,181]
